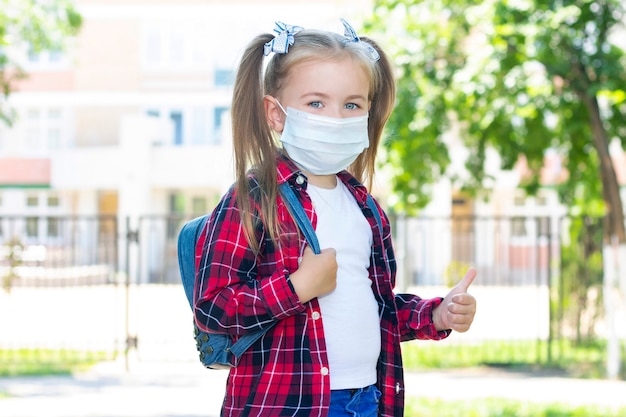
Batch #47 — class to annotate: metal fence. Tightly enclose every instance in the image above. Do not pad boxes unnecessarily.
[0,213,615,371]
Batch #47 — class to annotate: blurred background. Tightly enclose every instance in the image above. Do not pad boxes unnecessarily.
[0,0,625,415]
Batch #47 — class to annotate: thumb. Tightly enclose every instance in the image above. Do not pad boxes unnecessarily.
[454,267,477,293]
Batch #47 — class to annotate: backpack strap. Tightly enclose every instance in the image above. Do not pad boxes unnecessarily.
[365,194,383,234]
[364,193,392,279]
[278,182,321,254]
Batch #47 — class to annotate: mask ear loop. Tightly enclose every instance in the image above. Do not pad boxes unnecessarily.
[274,99,288,116]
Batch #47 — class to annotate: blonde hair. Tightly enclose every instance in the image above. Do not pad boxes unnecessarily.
[231,26,396,252]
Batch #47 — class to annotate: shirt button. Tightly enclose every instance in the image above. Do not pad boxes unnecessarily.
[320,367,329,376]
[311,311,320,320]
[296,175,305,185]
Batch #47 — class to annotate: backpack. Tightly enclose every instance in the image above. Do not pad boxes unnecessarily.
[177,181,382,369]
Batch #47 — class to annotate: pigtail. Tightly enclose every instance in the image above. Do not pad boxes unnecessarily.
[231,34,280,253]
[350,36,396,191]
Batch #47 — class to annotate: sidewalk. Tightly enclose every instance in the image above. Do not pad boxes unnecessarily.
[1,361,625,417]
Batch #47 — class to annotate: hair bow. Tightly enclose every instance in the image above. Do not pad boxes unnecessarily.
[340,18,380,62]
[264,21,304,56]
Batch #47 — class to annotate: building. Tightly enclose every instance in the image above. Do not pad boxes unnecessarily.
[0,0,374,282]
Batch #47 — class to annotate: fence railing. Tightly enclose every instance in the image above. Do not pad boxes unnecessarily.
[0,213,615,371]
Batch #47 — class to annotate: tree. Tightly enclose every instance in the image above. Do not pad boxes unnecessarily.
[366,0,626,378]
[0,0,81,125]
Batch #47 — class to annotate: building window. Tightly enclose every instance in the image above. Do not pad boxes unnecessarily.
[168,193,185,238]
[536,193,547,206]
[28,48,63,64]
[170,111,183,145]
[48,50,63,63]
[214,69,234,87]
[511,217,527,237]
[21,107,69,153]
[48,128,61,149]
[147,107,218,145]
[26,196,39,207]
[26,217,39,238]
[141,22,209,70]
[146,106,221,145]
[24,43,68,70]
[47,109,63,149]
[169,28,185,64]
[47,217,60,238]
[537,217,550,237]
[191,107,208,145]
[192,197,207,215]
[213,107,228,145]
[145,27,161,65]
[169,193,185,214]
[47,195,60,207]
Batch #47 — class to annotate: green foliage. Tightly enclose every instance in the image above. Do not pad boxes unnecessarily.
[367,0,626,218]
[406,397,626,417]
[0,0,82,125]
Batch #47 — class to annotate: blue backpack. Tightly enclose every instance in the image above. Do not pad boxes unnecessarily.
[177,181,381,369]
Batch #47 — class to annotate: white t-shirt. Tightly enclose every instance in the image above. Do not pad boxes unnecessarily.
[307,179,381,390]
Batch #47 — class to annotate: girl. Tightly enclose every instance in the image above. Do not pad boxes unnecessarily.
[194,19,477,417]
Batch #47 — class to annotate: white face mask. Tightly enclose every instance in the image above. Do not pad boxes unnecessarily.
[276,101,370,175]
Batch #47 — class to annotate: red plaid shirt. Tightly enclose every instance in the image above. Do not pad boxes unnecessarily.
[194,155,450,417]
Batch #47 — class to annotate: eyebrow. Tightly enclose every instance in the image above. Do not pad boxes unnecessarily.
[300,92,368,101]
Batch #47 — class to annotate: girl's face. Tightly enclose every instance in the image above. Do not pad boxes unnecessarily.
[267,56,371,131]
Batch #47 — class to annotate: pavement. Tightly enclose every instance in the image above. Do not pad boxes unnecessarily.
[1,360,626,417]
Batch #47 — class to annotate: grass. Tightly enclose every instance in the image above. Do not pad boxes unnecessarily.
[401,338,624,379]
[0,349,113,377]
[405,398,626,417]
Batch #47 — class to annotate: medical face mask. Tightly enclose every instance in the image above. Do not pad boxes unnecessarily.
[276,102,370,175]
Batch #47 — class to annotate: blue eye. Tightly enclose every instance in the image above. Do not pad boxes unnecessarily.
[345,103,358,110]
[309,101,323,109]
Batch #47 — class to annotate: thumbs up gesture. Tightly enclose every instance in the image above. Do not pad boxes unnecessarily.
[433,267,477,333]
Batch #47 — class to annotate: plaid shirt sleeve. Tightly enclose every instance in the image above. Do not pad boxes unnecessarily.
[395,294,451,341]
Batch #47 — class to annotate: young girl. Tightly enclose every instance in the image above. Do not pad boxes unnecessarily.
[194,19,477,417]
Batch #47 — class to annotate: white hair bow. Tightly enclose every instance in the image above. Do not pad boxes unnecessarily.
[263,21,304,56]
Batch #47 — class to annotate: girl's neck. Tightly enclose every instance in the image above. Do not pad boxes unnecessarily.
[306,172,337,189]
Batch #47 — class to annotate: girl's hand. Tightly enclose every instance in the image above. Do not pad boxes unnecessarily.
[289,246,337,304]
[433,267,477,332]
